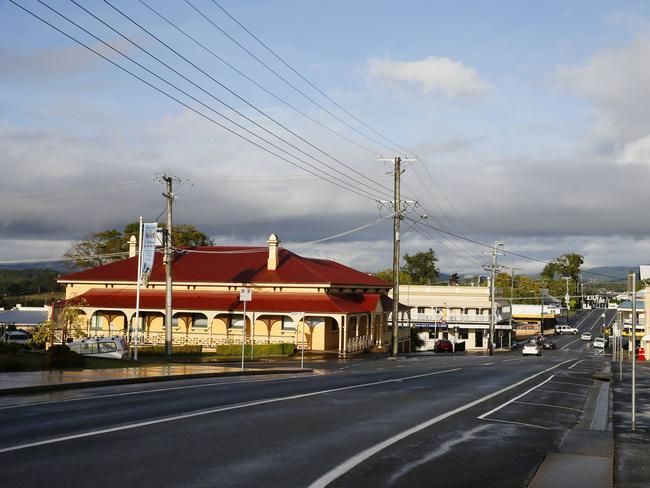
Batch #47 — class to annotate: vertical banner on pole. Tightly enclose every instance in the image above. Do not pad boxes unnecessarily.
[240,288,252,371]
[134,222,158,362]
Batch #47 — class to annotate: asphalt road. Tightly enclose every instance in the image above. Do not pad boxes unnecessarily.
[0,309,613,488]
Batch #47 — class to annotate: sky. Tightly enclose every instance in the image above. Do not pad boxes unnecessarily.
[2,0,650,276]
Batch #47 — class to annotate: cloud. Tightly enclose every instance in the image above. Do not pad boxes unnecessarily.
[367,56,490,99]
[615,134,650,165]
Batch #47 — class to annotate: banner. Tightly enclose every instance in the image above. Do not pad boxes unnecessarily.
[141,223,158,279]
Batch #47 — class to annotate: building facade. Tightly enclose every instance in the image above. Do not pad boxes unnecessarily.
[57,235,410,357]
[395,284,512,351]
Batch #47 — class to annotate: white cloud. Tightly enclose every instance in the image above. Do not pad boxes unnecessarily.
[615,134,650,165]
[367,56,490,99]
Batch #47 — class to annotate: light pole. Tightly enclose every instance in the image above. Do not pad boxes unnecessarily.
[562,277,571,325]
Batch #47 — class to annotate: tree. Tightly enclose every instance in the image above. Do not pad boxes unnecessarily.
[33,299,87,347]
[64,222,213,268]
[402,249,439,285]
[449,273,460,286]
[541,253,584,283]
[371,269,411,284]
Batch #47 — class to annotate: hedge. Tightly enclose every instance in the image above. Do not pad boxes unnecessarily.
[46,344,85,368]
[134,345,203,356]
[216,343,295,356]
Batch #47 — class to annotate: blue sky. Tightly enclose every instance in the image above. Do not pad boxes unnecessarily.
[2,0,650,275]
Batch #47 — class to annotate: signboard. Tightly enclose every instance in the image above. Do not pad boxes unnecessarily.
[541,288,549,295]
[140,223,158,280]
[239,288,252,302]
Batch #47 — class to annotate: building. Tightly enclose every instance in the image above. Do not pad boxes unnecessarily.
[511,303,562,337]
[57,234,410,357]
[395,284,512,351]
[0,304,49,332]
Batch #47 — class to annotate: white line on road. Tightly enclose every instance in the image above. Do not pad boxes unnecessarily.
[480,417,550,430]
[513,400,582,413]
[560,338,581,351]
[568,359,585,369]
[0,373,313,411]
[550,381,590,387]
[0,368,462,454]
[308,360,573,488]
[477,376,555,420]
[536,389,588,397]
[502,358,528,362]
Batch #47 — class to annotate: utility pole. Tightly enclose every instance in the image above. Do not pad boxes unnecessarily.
[379,155,417,357]
[161,174,179,360]
[628,271,637,431]
[508,267,522,349]
[562,276,571,325]
[483,241,504,356]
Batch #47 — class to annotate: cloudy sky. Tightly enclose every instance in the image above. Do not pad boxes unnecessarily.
[2,0,650,275]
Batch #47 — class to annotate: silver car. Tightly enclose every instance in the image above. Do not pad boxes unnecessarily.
[523,340,542,356]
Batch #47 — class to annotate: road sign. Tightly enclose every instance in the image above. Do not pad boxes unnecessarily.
[240,288,252,302]
[498,330,503,338]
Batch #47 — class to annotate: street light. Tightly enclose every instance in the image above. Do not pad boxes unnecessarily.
[601,312,606,335]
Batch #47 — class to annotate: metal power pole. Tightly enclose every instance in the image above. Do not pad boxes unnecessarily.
[379,155,417,357]
[162,175,174,359]
[508,267,521,349]
[629,271,637,431]
[483,241,504,356]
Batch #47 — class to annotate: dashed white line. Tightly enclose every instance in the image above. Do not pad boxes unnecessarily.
[568,359,585,369]
[536,389,588,397]
[513,400,582,413]
[478,376,555,420]
[480,417,550,430]
[0,368,462,454]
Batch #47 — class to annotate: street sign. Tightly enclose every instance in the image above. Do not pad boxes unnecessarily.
[498,330,503,338]
[239,288,252,302]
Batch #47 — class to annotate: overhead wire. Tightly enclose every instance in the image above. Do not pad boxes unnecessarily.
[14,1,383,203]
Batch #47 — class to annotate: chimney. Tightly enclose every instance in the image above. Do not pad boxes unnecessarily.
[128,235,137,258]
[267,233,280,270]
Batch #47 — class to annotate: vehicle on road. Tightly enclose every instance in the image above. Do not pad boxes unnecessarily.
[433,339,454,353]
[592,337,606,350]
[555,325,578,335]
[66,336,128,359]
[523,340,542,356]
[541,339,556,350]
[1,329,31,346]
[581,332,592,341]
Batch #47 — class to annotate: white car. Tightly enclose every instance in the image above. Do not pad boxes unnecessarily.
[592,337,606,349]
[1,330,31,346]
[555,325,578,335]
[522,340,542,356]
[580,332,592,341]
[66,336,128,359]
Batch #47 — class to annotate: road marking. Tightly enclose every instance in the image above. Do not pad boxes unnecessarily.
[560,338,581,351]
[482,363,494,366]
[513,400,582,413]
[478,376,555,420]
[568,359,585,369]
[308,359,573,488]
[0,373,313,411]
[536,389,588,397]
[550,381,590,387]
[0,368,462,454]
[480,417,550,430]
[502,358,527,362]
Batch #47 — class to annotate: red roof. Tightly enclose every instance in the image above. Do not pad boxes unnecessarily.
[60,247,389,287]
[63,289,403,314]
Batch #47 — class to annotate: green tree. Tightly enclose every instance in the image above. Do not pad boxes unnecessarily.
[448,273,460,285]
[372,269,412,284]
[541,253,584,283]
[402,248,439,285]
[64,222,213,268]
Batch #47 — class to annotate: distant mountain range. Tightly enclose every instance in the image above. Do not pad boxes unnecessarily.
[0,261,77,274]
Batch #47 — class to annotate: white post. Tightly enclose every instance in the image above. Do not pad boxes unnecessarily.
[250,311,255,360]
[134,217,143,361]
[301,312,305,370]
[241,300,247,372]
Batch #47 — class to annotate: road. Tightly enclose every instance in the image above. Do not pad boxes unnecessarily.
[0,308,614,488]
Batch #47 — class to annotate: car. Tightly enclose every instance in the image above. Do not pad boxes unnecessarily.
[433,339,454,353]
[541,339,556,350]
[555,325,578,335]
[1,330,31,346]
[66,336,128,359]
[523,340,542,356]
[581,332,592,341]
[592,337,606,349]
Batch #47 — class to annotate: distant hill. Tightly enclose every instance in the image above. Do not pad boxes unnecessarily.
[0,261,78,274]
[581,266,635,282]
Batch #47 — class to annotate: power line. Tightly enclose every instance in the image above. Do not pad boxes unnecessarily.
[14,1,382,203]
[209,0,415,157]
[184,0,404,156]
[137,0,382,158]
[101,0,395,200]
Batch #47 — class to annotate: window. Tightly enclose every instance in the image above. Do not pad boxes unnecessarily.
[417,307,426,314]
[98,342,117,353]
[458,330,469,340]
[172,315,181,329]
[91,313,103,331]
[80,342,98,355]
[193,314,208,329]
[282,317,296,331]
[230,314,244,329]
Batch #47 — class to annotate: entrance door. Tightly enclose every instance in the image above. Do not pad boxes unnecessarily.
[475,330,483,348]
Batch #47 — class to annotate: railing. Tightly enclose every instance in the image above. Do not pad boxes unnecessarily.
[346,335,369,353]
[87,332,293,348]
[408,312,508,323]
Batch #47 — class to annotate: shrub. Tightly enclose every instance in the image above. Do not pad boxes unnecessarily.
[45,344,85,368]
[0,356,25,372]
[216,343,295,356]
[135,345,202,356]
[0,342,23,354]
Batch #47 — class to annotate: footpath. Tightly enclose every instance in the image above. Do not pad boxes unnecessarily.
[0,363,311,395]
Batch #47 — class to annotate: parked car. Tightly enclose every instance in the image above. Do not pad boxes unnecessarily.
[1,330,31,346]
[433,339,454,353]
[592,337,606,350]
[581,332,592,341]
[523,340,542,356]
[66,336,128,359]
[555,325,578,335]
